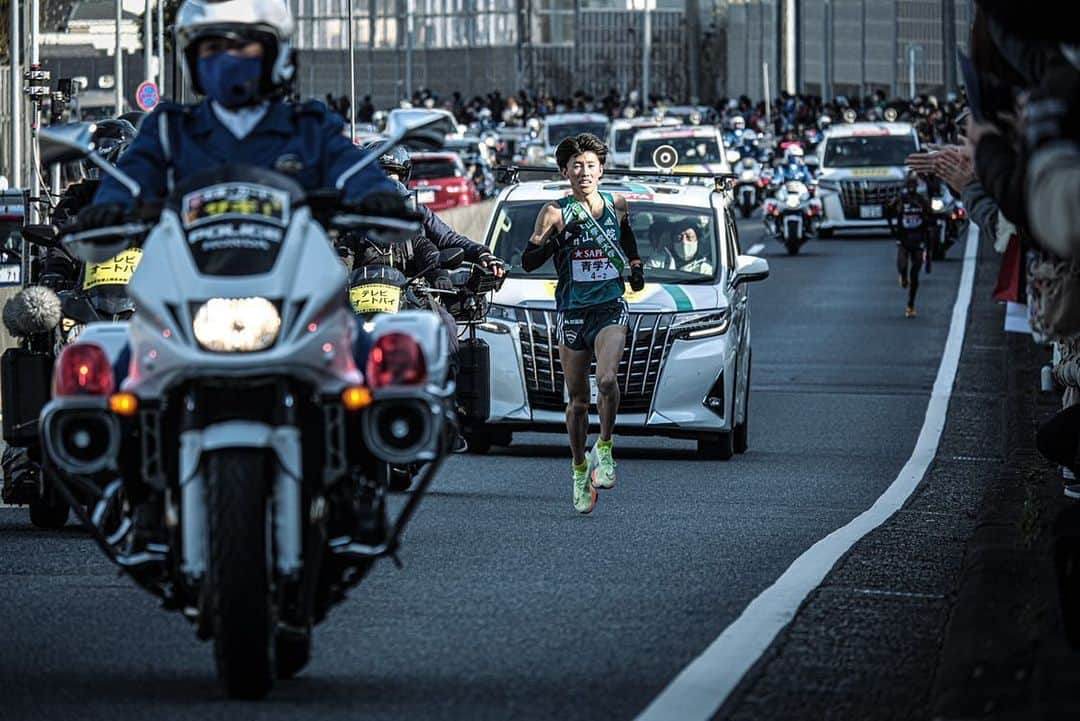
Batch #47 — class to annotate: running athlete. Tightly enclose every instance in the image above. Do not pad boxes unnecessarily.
[886,171,934,318]
[522,133,645,514]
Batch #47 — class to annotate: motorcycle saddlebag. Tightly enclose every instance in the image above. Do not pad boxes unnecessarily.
[1,348,53,446]
[456,338,490,422]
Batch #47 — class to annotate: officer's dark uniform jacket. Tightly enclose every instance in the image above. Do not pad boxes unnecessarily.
[421,205,487,260]
[94,99,396,207]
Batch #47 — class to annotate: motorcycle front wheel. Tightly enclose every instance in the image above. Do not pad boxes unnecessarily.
[208,449,275,699]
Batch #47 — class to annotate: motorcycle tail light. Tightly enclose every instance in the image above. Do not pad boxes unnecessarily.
[957,208,966,218]
[366,332,427,388]
[54,343,114,397]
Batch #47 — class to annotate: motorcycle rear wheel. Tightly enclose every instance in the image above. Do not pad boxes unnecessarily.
[785,241,801,256]
[209,449,275,699]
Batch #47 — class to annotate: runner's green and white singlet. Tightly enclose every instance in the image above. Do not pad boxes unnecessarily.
[553,192,626,311]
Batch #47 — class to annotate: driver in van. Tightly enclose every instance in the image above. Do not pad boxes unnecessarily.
[79,0,401,226]
[670,223,714,275]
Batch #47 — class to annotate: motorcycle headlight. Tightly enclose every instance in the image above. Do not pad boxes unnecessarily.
[673,310,730,339]
[785,195,801,208]
[740,170,756,181]
[931,198,945,212]
[486,303,518,323]
[192,297,281,353]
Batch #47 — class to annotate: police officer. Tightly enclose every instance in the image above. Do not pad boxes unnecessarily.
[79,0,400,226]
[367,143,506,279]
[886,171,934,318]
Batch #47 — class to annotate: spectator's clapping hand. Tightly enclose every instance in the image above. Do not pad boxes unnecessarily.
[934,146,976,194]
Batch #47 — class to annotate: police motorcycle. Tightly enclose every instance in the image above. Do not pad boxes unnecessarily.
[1,121,139,527]
[927,190,968,261]
[763,180,820,255]
[34,117,452,699]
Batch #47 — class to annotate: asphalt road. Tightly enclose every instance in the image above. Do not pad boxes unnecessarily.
[0,215,966,720]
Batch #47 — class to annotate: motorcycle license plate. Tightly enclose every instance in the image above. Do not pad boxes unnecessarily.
[563,375,599,405]
[0,264,21,286]
[417,190,436,204]
[349,283,401,314]
[859,205,883,219]
[83,248,143,290]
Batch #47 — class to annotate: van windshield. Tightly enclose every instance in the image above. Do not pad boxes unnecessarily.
[822,135,917,167]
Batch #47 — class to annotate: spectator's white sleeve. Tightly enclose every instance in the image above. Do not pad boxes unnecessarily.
[1027,140,1080,258]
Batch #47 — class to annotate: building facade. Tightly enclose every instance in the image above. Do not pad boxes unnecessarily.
[724,0,974,101]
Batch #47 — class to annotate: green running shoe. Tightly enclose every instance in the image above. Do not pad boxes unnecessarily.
[588,443,617,490]
[573,464,597,514]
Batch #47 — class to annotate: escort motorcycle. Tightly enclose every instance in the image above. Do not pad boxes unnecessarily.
[34,118,451,699]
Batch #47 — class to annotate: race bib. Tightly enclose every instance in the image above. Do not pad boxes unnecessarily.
[349,283,401,314]
[571,248,619,283]
[83,248,143,290]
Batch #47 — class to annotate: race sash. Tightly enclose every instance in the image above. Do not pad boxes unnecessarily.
[567,195,626,273]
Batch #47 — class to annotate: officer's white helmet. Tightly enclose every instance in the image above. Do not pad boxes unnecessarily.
[176,0,296,98]
[787,145,804,159]
[732,116,745,130]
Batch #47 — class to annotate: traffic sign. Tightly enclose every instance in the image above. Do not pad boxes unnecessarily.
[136,81,160,112]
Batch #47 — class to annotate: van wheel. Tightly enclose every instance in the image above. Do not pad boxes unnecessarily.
[698,433,734,461]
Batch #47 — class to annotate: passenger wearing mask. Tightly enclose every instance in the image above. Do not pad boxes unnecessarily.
[670,224,713,275]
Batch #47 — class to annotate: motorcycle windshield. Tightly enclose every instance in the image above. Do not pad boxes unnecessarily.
[87,284,136,316]
[169,166,305,277]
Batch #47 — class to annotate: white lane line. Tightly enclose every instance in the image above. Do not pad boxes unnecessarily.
[636,225,981,721]
[746,243,766,256]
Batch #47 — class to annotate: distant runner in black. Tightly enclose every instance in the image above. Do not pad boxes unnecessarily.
[886,171,934,318]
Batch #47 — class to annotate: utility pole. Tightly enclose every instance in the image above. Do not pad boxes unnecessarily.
[908,44,922,99]
[942,0,956,94]
[115,0,125,113]
[8,0,22,189]
[642,0,651,109]
[348,0,356,139]
[144,0,153,82]
[157,0,166,96]
[783,0,796,94]
[822,0,832,101]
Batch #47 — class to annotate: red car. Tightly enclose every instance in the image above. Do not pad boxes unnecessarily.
[408,152,481,212]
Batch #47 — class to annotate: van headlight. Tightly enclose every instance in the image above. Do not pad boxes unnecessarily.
[673,310,730,339]
[192,297,281,352]
[486,303,518,322]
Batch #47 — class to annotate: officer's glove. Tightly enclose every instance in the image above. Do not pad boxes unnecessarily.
[429,269,454,292]
[629,263,645,292]
[75,203,127,232]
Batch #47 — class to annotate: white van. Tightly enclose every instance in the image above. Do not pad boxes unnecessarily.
[813,122,920,236]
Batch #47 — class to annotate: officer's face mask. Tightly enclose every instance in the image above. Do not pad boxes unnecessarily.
[198,53,263,108]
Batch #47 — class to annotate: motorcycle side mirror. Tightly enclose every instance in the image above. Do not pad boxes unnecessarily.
[38,122,95,165]
[39,123,142,199]
[21,224,60,248]
[438,248,465,269]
